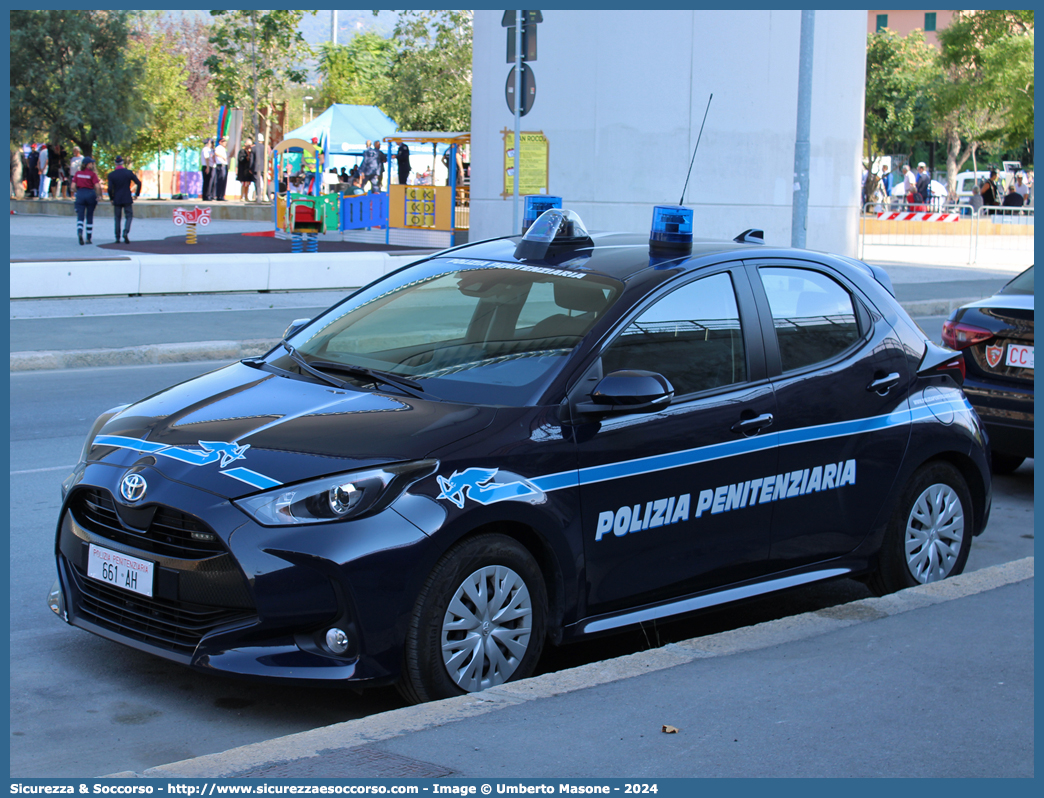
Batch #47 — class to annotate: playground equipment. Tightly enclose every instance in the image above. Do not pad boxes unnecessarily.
[284,192,340,253]
[172,206,211,244]
[383,132,470,246]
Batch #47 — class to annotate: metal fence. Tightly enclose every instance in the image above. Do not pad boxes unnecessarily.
[859,202,1034,266]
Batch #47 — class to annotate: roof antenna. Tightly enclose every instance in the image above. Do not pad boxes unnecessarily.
[679,93,713,206]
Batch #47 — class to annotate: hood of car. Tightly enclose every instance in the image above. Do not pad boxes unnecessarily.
[88,362,497,499]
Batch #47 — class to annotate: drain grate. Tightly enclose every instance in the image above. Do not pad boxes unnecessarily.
[232,745,457,778]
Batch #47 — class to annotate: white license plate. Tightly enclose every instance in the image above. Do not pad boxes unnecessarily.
[87,544,154,597]
[1005,344,1034,370]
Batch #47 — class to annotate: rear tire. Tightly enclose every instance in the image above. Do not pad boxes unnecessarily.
[868,461,973,596]
[397,533,547,704]
[990,451,1025,475]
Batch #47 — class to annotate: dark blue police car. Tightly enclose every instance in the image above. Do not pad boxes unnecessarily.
[49,203,992,703]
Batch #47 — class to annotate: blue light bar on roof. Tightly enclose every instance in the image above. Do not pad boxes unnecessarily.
[522,196,563,233]
[649,205,693,253]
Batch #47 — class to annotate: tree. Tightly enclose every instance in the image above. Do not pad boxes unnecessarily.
[115,17,215,188]
[935,10,1035,200]
[205,10,317,147]
[317,33,396,108]
[374,10,472,131]
[10,10,146,156]
[862,29,940,201]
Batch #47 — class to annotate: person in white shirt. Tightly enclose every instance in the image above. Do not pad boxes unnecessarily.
[213,136,229,201]
[201,138,215,200]
[901,164,916,205]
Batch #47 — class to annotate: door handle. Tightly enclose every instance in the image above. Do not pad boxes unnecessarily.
[731,413,774,435]
[867,372,901,395]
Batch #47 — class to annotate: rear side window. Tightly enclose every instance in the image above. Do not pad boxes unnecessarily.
[759,267,859,372]
[999,266,1033,296]
[601,272,746,396]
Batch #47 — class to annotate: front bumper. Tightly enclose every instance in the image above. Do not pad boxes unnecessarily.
[52,462,440,686]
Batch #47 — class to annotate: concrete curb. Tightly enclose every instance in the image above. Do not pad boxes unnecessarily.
[106,557,1033,779]
[10,340,280,372]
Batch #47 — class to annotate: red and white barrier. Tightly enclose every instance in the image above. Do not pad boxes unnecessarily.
[877,211,961,222]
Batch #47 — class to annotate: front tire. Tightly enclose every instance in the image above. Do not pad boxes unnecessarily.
[398,533,547,704]
[868,461,973,596]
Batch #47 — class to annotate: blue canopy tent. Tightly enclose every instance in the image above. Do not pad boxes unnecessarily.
[283,104,399,169]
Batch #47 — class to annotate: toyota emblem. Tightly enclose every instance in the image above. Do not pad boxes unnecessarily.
[119,473,148,503]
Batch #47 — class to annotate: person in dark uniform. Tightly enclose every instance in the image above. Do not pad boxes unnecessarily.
[106,156,142,244]
[72,157,101,245]
[396,143,411,185]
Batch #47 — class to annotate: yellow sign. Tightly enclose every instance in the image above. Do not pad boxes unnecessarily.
[404,187,436,228]
[502,130,549,198]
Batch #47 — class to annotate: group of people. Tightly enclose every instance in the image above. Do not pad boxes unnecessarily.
[67,154,142,245]
[16,142,84,199]
[201,135,267,202]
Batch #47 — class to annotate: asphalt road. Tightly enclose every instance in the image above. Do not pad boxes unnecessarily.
[9,359,1035,777]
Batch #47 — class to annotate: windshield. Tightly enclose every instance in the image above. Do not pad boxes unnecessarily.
[999,265,1033,296]
[278,259,623,404]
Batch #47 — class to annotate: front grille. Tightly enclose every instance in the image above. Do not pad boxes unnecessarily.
[73,488,226,559]
[69,565,254,655]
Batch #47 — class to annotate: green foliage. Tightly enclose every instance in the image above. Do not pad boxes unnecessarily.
[205,9,317,136]
[118,24,214,169]
[9,10,147,156]
[934,10,1034,197]
[373,10,473,131]
[317,34,396,107]
[864,30,940,160]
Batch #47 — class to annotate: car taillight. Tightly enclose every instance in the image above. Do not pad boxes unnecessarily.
[941,320,993,350]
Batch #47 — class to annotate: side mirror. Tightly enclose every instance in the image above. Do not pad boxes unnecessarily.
[283,317,311,340]
[575,370,674,416]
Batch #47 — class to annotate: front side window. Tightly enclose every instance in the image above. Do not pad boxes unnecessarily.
[283,262,622,403]
[601,272,746,396]
[759,267,859,372]
[924,12,937,31]
[876,14,888,31]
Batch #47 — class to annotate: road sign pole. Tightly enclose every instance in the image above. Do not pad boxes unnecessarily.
[513,9,522,234]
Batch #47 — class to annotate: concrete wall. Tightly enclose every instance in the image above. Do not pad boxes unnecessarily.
[9,253,422,299]
[470,10,867,257]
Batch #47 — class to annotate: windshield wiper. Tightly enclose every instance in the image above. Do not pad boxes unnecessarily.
[307,358,426,398]
[282,342,425,398]
[282,342,349,389]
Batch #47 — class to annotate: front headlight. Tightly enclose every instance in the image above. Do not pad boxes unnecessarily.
[234,460,437,526]
[80,404,131,463]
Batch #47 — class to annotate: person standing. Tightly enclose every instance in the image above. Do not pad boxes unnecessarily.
[251,133,268,203]
[915,162,930,206]
[980,169,1000,211]
[37,143,50,199]
[26,144,39,198]
[396,143,411,185]
[72,156,101,245]
[900,164,915,206]
[237,138,253,201]
[880,164,892,206]
[68,146,83,179]
[1013,173,1029,203]
[213,136,229,200]
[106,155,142,244]
[47,143,62,197]
[359,140,380,192]
[201,137,215,200]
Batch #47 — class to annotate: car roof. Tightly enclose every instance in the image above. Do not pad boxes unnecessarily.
[438,231,768,282]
